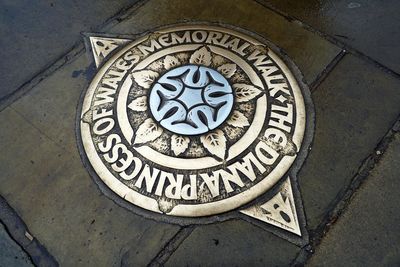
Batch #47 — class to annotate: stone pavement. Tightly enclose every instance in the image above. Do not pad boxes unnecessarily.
[1,0,400,266]
[0,223,32,267]
[308,131,400,266]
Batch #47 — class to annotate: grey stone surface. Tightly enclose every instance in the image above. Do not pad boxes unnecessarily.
[264,0,400,74]
[299,55,400,229]
[0,0,139,99]
[166,220,300,266]
[11,55,92,152]
[0,223,32,267]
[1,0,341,265]
[0,108,180,266]
[2,0,400,265]
[11,0,340,155]
[308,133,400,266]
[109,0,341,84]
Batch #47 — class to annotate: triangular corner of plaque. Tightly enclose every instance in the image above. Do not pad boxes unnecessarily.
[240,176,302,236]
[87,36,132,68]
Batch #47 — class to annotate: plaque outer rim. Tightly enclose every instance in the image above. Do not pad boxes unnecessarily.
[75,21,315,226]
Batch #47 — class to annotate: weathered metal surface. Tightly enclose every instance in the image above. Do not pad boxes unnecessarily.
[77,25,313,234]
[241,177,301,236]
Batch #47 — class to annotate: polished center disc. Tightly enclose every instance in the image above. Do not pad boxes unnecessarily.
[149,65,234,135]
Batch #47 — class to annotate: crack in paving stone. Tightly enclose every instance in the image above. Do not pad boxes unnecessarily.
[0,196,59,267]
[147,226,195,267]
[0,223,33,265]
[310,50,346,92]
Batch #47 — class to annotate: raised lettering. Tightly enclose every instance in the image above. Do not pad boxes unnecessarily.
[228,152,266,182]
[120,157,143,180]
[98,133,121,153]
[255,141,279,165]
[138,39,162,55]
[170,31,191,44]
[269,103,293,133]
[134,164,160,193]
[94,87,116,106]
[181,175,197,200]
[199,172,220,198]
[93,117,114,135]
[164,172,184,199]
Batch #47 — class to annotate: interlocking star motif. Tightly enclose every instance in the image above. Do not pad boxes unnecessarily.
[149,65,234,135]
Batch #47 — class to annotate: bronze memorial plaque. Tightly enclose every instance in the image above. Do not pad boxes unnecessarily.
[77,24,314,236]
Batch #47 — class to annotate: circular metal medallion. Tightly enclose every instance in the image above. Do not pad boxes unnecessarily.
[149,65,234,135]
[78,25,309,219]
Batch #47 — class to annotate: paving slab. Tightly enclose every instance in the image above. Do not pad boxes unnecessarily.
[0,223,32,267]
[3,0,339,265]
[11,55,94,152]
[299,55,400,229]
[308,132,400,266]
[166,220,299,267]
[263,0,400,74]
[10,0,340,161]
[0,0,139,100]
[108,0,341,85]
[3,0,399,265]
[0,107,179,266]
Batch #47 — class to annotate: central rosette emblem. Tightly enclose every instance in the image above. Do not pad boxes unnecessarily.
[126,46,265,161]
[149,65,234,135]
